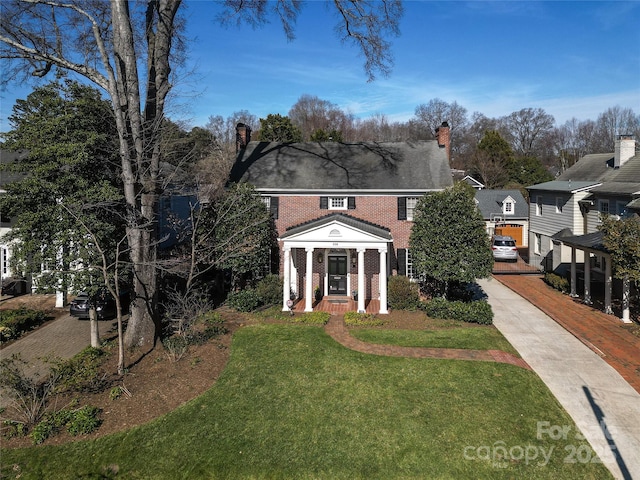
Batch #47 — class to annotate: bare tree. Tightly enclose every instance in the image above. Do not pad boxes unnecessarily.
[288,94,355,141]
[595,106,640,152]
[501,107,555,157]
[414,99,469,137]
[1,0,403,349]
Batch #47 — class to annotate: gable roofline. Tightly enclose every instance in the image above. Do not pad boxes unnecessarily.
[280,213,392,241]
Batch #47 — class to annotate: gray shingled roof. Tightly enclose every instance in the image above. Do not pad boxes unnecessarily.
[280,213,392,240]
[229,141,452,191]
[474,189,528,219]
[556,153,620,182]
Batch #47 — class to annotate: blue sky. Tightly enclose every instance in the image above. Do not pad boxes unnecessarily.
[1,0,639,133]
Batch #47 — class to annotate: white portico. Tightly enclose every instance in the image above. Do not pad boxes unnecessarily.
[279,214,391,314]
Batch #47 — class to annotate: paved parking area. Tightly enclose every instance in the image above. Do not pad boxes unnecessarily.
[0,310,116,407]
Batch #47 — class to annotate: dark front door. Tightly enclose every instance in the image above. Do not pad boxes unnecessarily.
[328,256,348,295]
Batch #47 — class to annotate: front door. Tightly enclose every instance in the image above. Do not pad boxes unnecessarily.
[328,255,348,295]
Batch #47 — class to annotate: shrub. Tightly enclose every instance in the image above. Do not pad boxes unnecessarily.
[421,297,493,325]
[387,276,420,310]
[51,347,106,393]
[226,289,261,312]
[163,335,189,362]
[289,311,330,325]
[66,405,102,436]
[256,275,283,306]
[29,405,101,444]
[0,355,57,427]
[0,308,47,342]
[344,311,385,326]
[544,272,570,293]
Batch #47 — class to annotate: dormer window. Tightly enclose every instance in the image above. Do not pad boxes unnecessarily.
[501,196,515,216]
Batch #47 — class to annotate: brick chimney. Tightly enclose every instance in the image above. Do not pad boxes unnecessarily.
[614,134,635,168]
[435,121,451,161]
[236,123,252,153]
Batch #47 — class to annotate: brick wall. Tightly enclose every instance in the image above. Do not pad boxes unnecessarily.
[277,195,414,299]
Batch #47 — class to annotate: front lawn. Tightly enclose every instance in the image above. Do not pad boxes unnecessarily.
[350,326,519,354]
[1,325,610,479]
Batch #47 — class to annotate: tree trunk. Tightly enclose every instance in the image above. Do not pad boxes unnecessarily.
[89,308,100,348]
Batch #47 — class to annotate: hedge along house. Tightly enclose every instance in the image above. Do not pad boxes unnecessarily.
[229,123,453,314]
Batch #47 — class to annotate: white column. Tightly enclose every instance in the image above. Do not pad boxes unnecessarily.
[357,248,365,313]
[604,255,612,315]
[378,247,388,314]
[622,276,631,323]
[570,247,577,297]
[305,247,314,312]
[584,251,591,305]
[282,247,291,312]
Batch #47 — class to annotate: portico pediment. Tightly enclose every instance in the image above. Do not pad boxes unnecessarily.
[279,214,391,248]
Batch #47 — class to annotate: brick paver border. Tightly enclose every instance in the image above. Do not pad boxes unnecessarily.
[324,315,531,370]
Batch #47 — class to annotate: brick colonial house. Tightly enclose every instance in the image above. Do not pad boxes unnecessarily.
[229,123,453,314]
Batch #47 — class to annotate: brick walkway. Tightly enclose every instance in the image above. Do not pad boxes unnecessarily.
[323,315,531,369]
[495,274,640,394]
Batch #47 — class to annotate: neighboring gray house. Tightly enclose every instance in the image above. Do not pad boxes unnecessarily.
[527,135,639,321]
[474,189,529,247]
[229,123,454,314]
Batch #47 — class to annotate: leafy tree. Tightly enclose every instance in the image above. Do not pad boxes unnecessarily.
[506,155,553,188]
[166,183,274,292]
[599,215,640,321]
[0,0,403,349]
[409,182,493,298]
[0,80,124,294]
[310,128,344,142]
[472,130,513,188]
[257,114,303,143]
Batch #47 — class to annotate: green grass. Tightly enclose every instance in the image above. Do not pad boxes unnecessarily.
[1,325,610,479]
[351,326,519,354]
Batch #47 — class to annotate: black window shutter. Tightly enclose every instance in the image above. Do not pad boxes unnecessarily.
[397,249,407,276]
[347,197,356,209]
[270,197,279,219]
[320,197,328,209]
[397,197,407,220]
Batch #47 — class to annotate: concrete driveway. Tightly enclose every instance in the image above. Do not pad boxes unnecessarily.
[479,277,640,480]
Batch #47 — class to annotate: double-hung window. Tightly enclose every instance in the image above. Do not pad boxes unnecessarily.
[406,197,419,221]
[330,197,347,210]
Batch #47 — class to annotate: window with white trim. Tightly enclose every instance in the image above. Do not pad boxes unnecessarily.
[503,201,513,215]
[534,234,541,255]
[261,196,270,210]
[406,249,415,280]
[555,197,563,213]
[599,199,609,215]
[535,196,543,216]
[329,197,347,210]
[406,197,419,221]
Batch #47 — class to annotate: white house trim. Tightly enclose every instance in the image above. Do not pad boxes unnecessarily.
[279,217,391,314]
